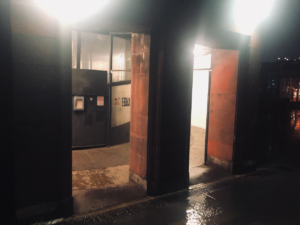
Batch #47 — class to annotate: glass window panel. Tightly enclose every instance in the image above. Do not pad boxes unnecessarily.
[112,36,131,71]
[81,32,109,71]
[112,71,131,83]
[72,31,77,69]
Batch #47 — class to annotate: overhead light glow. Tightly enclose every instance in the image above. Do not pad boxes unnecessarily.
[35,0,108,24]
[234,0,274,34]
[193,48,205,56]
[193,44,211,56]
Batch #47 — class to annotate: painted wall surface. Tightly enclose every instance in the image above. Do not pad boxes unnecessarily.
[191,70,210,129]
[130,33,150,180]
[207,49,239,162]
[111,84,131,127]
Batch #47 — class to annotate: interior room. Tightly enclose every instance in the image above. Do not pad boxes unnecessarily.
[71,31,146,214]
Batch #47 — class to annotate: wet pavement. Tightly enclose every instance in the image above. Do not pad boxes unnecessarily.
[73,181,146,215]
[55,112,300,224]
[57,167,300,225]
[67,116,300,224]
[72,144,145,215]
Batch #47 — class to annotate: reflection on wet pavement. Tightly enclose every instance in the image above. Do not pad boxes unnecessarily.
[98,170,300,225]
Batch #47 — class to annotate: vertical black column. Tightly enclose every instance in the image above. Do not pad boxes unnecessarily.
[147,0,200,195]
[57,24,73,217]
[0,0,16,224]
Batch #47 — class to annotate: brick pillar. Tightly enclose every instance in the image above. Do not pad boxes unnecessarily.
[207,49,239,172]
[129,33,150,191]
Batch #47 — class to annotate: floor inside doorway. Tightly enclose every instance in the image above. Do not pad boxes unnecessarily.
[72,126,231,215]
[72,143,146,215]
[189,126,231,185]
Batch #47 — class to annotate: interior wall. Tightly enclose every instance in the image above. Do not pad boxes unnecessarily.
[10,1,72,221]
[207,49,239,170]
[191,70,210,129]
[111,84,131,127]
[129,33,150,190]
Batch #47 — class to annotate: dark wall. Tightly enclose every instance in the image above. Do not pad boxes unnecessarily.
[233,38,257,174]
[10,1,72,222]
[147,0,200,195]
[0,1,16,224]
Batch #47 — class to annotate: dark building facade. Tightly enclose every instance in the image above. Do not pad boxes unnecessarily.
[0,0,262,224]
[257,60,300,162]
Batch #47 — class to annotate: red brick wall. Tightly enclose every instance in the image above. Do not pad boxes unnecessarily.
[129,34,150,178]
[207,49,239,162]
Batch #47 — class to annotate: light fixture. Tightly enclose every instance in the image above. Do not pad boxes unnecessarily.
[34,0,108,24]
[234,0,274,34]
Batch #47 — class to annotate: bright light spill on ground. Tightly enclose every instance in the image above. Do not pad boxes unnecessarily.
[234,0,274,34]
[35,0,107,24]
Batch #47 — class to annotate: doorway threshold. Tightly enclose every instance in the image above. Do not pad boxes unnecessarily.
[189,164,232,186]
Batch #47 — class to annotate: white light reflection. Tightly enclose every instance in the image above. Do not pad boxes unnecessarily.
[234,0,274,34]
[34,0,108,24]
[186,209,202,225]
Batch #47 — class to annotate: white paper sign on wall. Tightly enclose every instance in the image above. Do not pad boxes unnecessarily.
[97,96,104,106]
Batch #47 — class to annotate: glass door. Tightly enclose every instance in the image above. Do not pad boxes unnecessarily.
[108,33,132,145]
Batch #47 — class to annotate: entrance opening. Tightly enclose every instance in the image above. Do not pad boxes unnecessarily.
[71,31,147,215]
[189,45,236,185]
[189,44,212,185]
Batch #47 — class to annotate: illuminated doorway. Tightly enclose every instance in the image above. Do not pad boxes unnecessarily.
[71,31,149,215]
[189,45,212,184]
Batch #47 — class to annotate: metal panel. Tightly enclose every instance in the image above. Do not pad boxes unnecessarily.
[72,69,108,148]
[72,69,107,95]
[109,122,130,146]
[72,95,107,147]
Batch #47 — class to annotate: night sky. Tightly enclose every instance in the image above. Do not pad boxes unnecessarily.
[259,0,300,62]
